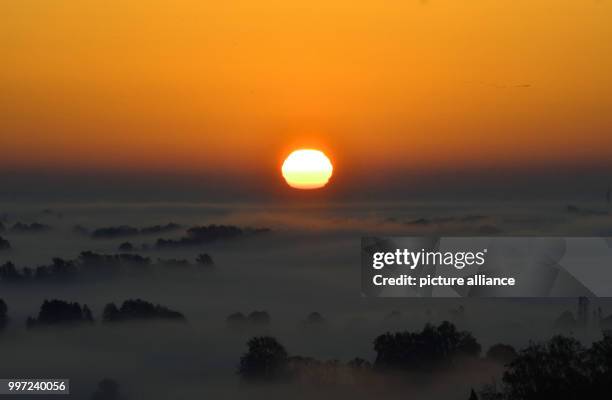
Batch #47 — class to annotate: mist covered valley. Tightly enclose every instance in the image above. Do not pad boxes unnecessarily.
[1,201,611,399]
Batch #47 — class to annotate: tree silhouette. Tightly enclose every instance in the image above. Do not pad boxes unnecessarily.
[476,334,612,399]
[503,336,588,400]
[195,253,214,267]
[469,388,479,400]
[0,299,7,330]
[0,236,10,251]
[27,299,94,327]
[155,224,269,249]
[103,303,120,322]
[585,333,612,396]
[83,305,94,322]
[373,321,481,373]
[239,336,289,382]
[102,299,185,322]
[0,262,22,282]
[35,258,78,281]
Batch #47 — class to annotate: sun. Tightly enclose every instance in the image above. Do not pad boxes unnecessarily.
[281,149,333,190]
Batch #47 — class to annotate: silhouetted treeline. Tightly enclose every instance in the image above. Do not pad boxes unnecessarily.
[0,254,143,282]
[373,321,481,373]
[22,298,185,327]
[0,299,7,330]
[238,336,399,386]
[481,334,612,400]
[157,254,214,268]
[0,251,214,283]
[0,235,10,251]
[155,224,270,249]
[237,322,612,400]
[103,299,185,322]
[0,258,79,282]
[238,322,483,385]
[26,300,93,328]
[90,223,182,239]
[10,222,52,233]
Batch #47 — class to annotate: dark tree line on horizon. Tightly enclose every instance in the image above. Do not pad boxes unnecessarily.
[6,222,52,234]
[0,251,215,283]
[87,223,182,239]
[238,322,612,400]
[2,297,612,399]
[0,298,186,328]
[103,299,185,322]
[26,300,94,328]
[155,224,270,249]
[2,221,268,254]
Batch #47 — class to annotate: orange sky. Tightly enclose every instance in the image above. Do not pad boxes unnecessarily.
[1,0,611,179]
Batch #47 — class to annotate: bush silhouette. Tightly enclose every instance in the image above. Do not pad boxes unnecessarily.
[239,336,289,382]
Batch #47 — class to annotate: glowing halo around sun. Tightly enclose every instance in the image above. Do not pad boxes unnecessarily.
[281,149,333,190]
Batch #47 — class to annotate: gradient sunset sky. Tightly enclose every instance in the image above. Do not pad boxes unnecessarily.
[1,1,611,199]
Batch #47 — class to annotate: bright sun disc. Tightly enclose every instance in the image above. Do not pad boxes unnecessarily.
[282,149,333,190]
